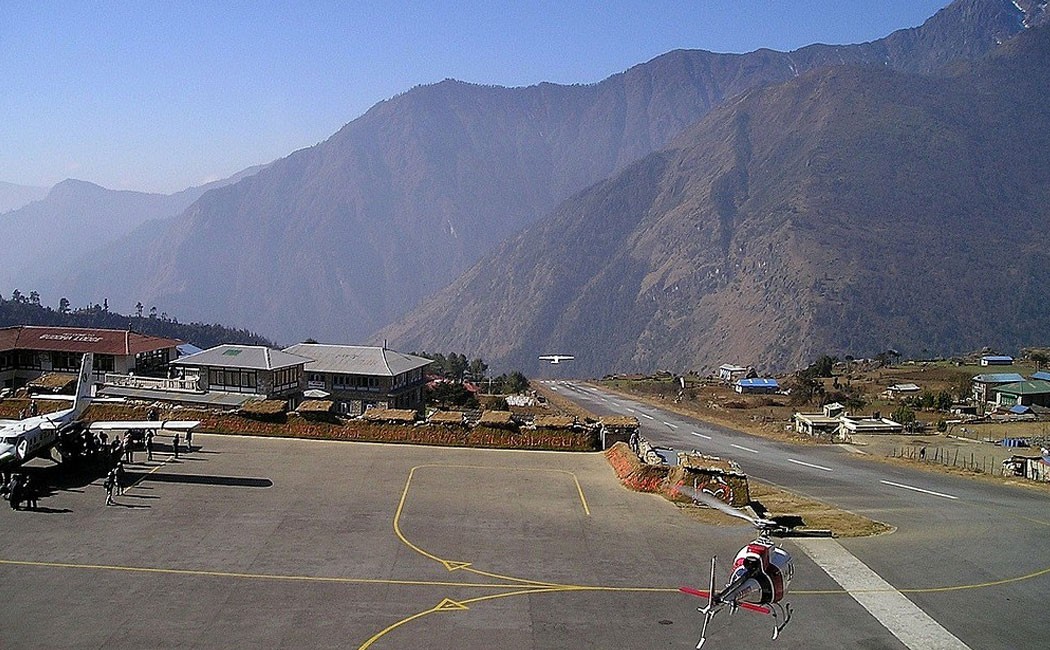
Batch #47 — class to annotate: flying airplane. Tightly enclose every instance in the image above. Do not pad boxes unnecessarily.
[538,354,574,364]
[0,353,199,468]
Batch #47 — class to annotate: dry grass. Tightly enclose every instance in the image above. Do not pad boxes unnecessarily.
[677,480,893,538]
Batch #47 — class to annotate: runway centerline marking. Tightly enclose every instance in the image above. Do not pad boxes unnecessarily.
[663,421,678,429]
[640,413,655,420]
[880,480,958,500]
[691,431,712,440]
[730,443,759,454]
[788,458,833,472]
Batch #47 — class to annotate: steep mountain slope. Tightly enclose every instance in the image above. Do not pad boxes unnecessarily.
[382,24,1050,376]
[41,0,1040,343]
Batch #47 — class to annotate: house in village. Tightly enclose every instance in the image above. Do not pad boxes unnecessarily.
[991,380,1050,409]
[718,364,751,382]
[971,373,1025,404]
[794,402,902,439]
[883,383,921,400]
[160,345,310,406]
[980,355,1014,366]
[734,377,779,394]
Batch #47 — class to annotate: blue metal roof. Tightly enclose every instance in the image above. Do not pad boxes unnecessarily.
[1033,371,1050,382]
[981,355,1014,362]
[1009,404,1032,414]
[973,373,1025,383]
[736,378,779,388]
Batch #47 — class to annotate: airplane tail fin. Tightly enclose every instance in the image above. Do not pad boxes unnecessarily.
[73,352,95,415]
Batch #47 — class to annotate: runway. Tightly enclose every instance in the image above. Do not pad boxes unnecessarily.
[545,380,1050,649]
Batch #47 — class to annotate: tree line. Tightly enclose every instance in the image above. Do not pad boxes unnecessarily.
[1,292,273,350]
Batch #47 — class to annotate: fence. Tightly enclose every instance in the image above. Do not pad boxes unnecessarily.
[889,445,1005,476]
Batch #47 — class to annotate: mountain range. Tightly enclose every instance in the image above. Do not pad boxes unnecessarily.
[382,21,1050,376]
[12,0,1050,374]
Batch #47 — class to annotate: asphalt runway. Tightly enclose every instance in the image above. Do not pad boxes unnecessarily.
[545,380,1050,650]
[0,434,906,649]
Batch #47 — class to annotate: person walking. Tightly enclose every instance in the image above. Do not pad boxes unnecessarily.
[125,435,135,463]
[104,471,116,506]
[185,428,193,452]
[172,433,180,459]
[145,430,155,461]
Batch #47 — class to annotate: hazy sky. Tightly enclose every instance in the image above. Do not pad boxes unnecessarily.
[1,1,949,194]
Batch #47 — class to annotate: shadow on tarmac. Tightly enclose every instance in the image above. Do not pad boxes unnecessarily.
[129,472,273,488]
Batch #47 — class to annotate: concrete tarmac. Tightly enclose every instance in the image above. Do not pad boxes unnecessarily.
[0,434,904,649]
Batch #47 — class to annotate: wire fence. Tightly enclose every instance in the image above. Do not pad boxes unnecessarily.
[889,445,1005,476]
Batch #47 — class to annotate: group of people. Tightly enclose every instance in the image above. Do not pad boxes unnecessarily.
[1,471,39,510]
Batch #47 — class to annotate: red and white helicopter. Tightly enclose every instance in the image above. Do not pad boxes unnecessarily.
[676,485,805,649]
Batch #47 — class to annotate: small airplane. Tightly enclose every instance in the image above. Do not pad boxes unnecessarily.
[676,486,797,649]
[0,353,199,468]
[538,354,574,364]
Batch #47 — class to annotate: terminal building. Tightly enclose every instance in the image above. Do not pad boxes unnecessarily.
[284,343,431,415]
[0,325,181,390]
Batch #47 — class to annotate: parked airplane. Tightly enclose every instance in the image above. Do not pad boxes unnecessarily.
[538,354,574,364]
[0,353,199,467]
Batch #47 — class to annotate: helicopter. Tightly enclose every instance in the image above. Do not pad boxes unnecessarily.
[675,485,806,649]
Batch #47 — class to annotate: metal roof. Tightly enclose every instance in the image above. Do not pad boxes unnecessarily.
[973,373,1025,384]
[0,325,180,356]
[173,344,309,370]
[992,380,1050,396]
[981,355,1014,362]
[283,343,431,377]
[736,378,779,388]
[1032,371,1050,382]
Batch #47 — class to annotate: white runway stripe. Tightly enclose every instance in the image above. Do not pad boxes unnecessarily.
[797,539,969,650]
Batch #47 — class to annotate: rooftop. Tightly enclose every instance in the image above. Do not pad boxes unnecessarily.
[993,380,1050,396]
[174,345,310,371]
[0,325,180,356]
[973,373,1026,384]
[283,343,431,377]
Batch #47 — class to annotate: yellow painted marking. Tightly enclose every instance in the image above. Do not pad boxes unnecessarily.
[434,598,469,611]
[393,465,581,588]
[440,560,471,572]
[0,558,517,590]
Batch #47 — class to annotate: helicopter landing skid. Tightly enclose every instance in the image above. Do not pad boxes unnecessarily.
[770,602,792,640]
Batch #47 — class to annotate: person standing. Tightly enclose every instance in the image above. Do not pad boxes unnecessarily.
[115,462,126,495]
[172,433,180,459]
[8,474,22,510]
[185,428,193,452]
[125,435,135,463]
[23,475,38,510]
[145,430,155,461]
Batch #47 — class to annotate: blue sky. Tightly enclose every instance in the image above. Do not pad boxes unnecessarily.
[1,1,949,194]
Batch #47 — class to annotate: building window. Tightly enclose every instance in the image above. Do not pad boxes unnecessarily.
[273,366,300,392]
[208,367,259,393]
[95,355,115,372]
[51,351,81,371]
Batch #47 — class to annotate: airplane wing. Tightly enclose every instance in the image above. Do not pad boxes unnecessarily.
[0,419,19,426]
[86,420,201,431]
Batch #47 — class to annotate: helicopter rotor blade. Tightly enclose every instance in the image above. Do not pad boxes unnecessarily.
[676,485,757,524]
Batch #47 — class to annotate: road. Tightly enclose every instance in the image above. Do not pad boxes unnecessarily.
[544,380,1050,650]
